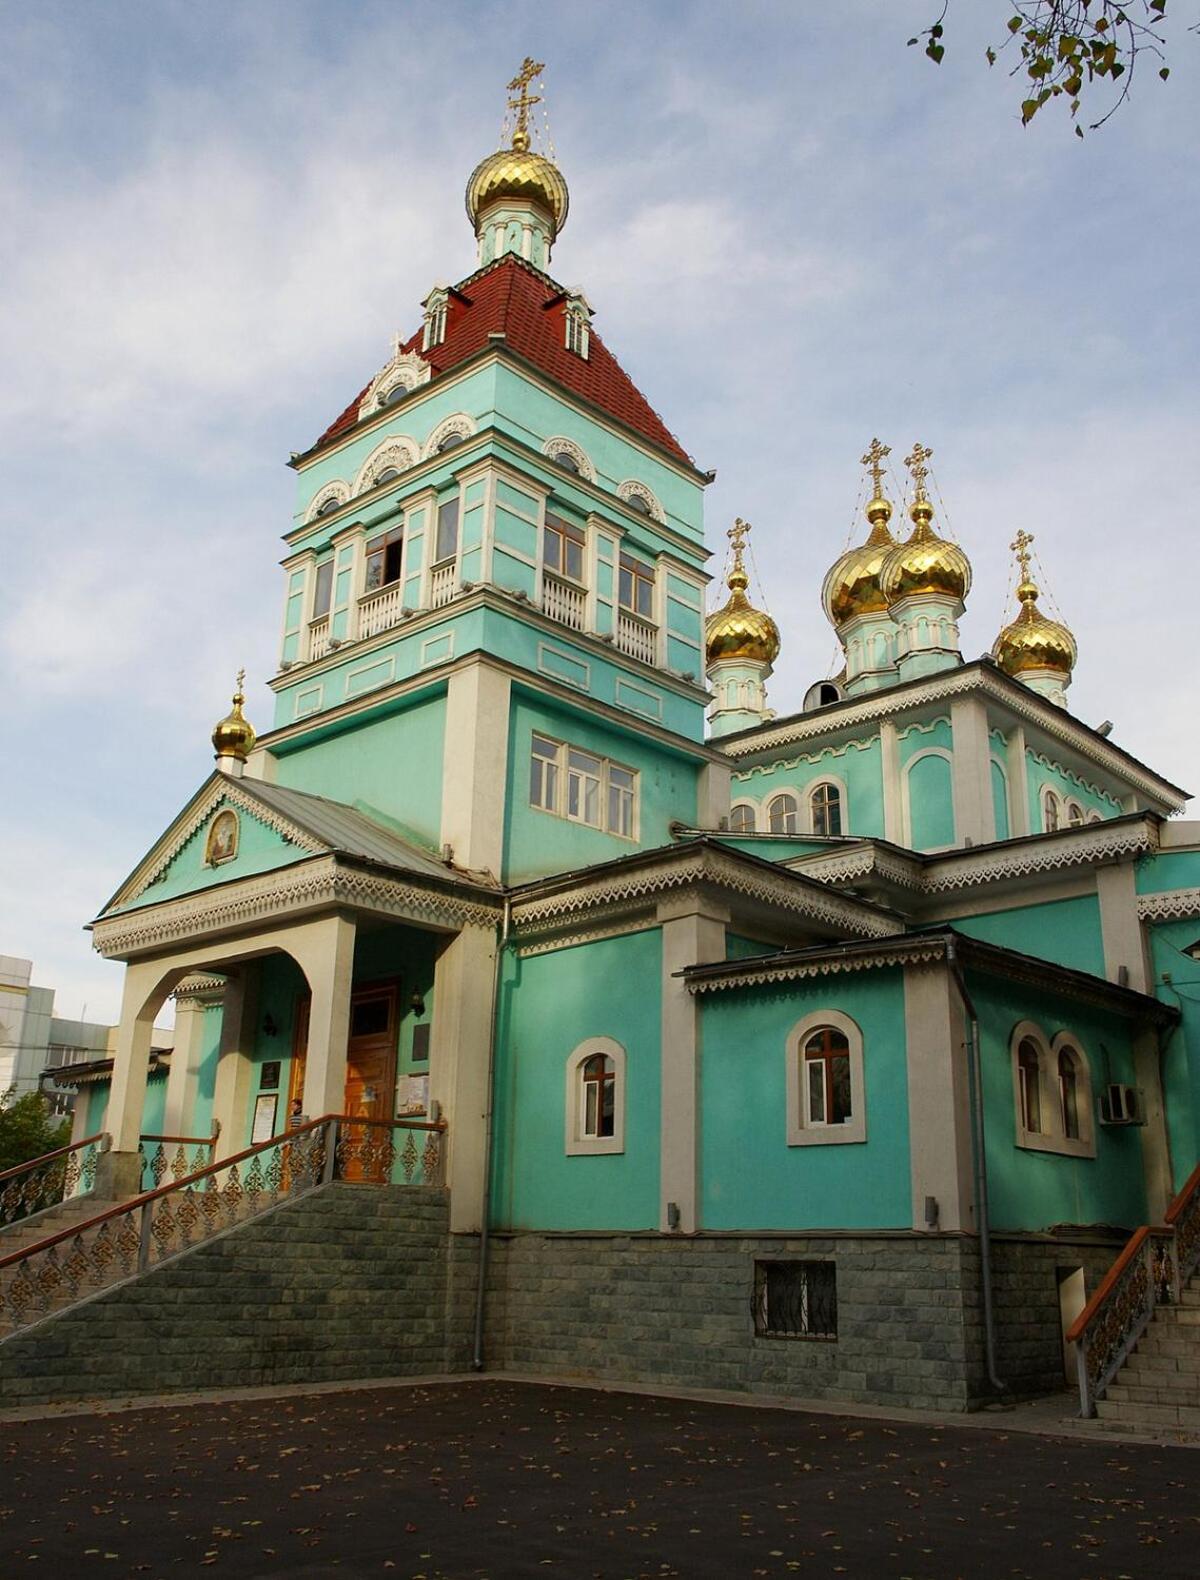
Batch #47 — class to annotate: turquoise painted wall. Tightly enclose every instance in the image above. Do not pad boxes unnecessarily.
[699,971,911,1230]
[967,973,1147,1232]
[949,898,1107,978]
[898,717,952,763]
[273,693,447,852]
[1027,751,1123,829]
[990,759,1011,842]
[907,751,955,850]
[491,930,662,1230]
[1147,917,1200,1182]
[1136,849,1200,895]
[731,735,884,839]
[715,836,830,862]
[119,801,311,913]
[503,690,699,882]
[726,934,779,960]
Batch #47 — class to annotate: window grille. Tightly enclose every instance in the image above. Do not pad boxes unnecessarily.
[752,1260,837,1339]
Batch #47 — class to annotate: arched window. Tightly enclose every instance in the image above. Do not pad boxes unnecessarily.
[1058,1048,1081,1140]
[375,467,400,486]
[729,804,756,834]
[810,782,842,837]
[554,449,580,473]
[437,431,465,453]
[786,1011,866,1146]
[768,793,798,834]
[1018,1038,1043,1133]
[380,383,409,408]
[1066,801,1085,827]
[1087,810,1103,825]
[1043,790,1061,833]
[316,495,341,517]
[564,1038,626,1156]
[627,492,652,514]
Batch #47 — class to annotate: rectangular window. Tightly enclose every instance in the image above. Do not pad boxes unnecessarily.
[364,527,404,593]
[312,560,334,618]
[528,733,637,839]
[543,514,585,582]
[752,1261,837,1340]
[619,554,654,619]
[530,732,560,812]
[435,497,459,563]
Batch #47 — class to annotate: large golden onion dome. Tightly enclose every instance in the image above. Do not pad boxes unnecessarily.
[465,143,569,236]
[993,531,1076,677]
[880,444,971,608]
[706,519,780,667]
[823,496,897,626]
[212,671,256,762]
[465,61,568,240]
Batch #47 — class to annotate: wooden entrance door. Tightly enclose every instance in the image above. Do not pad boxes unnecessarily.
[343,985,398,1182]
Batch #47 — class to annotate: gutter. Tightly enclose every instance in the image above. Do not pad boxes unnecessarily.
[945,935,1006,1397]
[472,892,512,1371]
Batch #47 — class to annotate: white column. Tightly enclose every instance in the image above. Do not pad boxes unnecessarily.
[950,696,996,847]
[1096,862,1150,991]
[658,894,728,1233]
[903,963,975,1232]
[211,968,260,1158]
[162,986,213,1135]
[697,759,731,830]
[99,960,177,1195]
[880,719,902,845]
[428,923,497,1233]
[1008,724,1031,837]
[440,661,512,877]
[300,914,357,1121]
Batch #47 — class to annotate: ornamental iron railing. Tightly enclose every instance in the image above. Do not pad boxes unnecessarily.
[1068,1160,1200,1416]
[0,1135,106,1228]
[138,1133,219,1192]
[0,1115,446,1342]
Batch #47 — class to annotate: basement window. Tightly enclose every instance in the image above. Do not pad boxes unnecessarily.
[752,1260,837,1340]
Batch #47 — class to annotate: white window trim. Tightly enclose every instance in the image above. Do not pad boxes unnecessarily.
[305,480,350,525]
[767,792,800,835]
[353,436,419,496]
[807,775,848,837]
[729,801,758,834]
[565,1038,626,1155]
[529,730,639,842]
[1010,1021,1096,1158]
[786,1010,866,1147]
[541,435,596,482]
[421,413,477,461]
[616,478,665,523]
[1042,787,1062,833]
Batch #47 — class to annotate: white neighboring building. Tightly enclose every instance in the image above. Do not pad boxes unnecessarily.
[0,956,111,1114]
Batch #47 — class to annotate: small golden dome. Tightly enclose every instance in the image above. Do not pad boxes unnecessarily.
[706,519,780,667]
[881,499,972,607]
[993,532,1076,677]
[465,145,569,237]
[822,505,896,626]
[212,671,256,762]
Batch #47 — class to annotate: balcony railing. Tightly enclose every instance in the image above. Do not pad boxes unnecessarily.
[616,608,658,666]
[431,561,456,608]
[542,573,586,632]
[358,581,404,640]
[307,616,332,662]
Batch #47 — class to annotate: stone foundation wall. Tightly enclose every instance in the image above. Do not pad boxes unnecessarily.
[0,1184,459,1409]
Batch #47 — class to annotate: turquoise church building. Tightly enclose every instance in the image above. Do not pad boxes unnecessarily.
[37,68,1200,1413]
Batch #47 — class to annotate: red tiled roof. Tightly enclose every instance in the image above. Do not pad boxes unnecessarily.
[310,255,691,465]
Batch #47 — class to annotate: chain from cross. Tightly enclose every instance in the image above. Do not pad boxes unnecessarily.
[1010,528,1035,579]
[861,438,891,498]
[507,58,545,148]
[904,442,933,501]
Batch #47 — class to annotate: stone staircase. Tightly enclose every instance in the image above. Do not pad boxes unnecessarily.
[0,1196,112,1258]
[1097,1270,1200,1434]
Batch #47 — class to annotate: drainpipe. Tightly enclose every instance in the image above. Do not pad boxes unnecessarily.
[945,936,1006,1397]
[472,894,511,1371]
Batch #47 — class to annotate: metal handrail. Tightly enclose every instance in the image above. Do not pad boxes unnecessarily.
[0,1133,106,1186]
[1067,1161,1200,1415]
[138,1132,219,1145]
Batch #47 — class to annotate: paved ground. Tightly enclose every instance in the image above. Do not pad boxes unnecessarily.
[1,1379,1198,1579]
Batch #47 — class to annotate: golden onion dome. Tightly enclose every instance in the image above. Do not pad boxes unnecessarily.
[881,498,972,608]
[706,518,780,667]
[465,139,569,237]
[822,494,897,627]
[993,531,1076,678]
[212,672,256,762]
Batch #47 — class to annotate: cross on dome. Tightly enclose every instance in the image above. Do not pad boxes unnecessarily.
[507,57,545,151]
[861,438,891,499]
[904,442,933,503]
[1011,528,1035,582]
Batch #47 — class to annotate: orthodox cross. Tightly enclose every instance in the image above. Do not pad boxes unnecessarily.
[728,516,751,574]
[1010,528,1035,580]
[235,667,246,695]
[904,441,933,503]
[861,437,890,498]
[507,58,544,149]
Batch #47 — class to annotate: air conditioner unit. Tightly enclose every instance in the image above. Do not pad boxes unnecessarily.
[1099,1084,1145,1126]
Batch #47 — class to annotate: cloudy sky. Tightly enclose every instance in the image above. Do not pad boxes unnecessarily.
[2,0,1196,1025]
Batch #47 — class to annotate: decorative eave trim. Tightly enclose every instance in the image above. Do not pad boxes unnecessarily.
[787,845,925,894]
[103,778,326,915]
[1137,887,1200,922]
[720,662,1187,810]
[510,844,903,950]
[171,973,226,1003]
[688,942,947,993]
[92,856,501,960]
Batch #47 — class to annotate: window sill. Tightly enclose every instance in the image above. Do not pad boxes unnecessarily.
[565,1137,624,1157]
[1016,1129,1096,1159]
[787,1123,867,1148]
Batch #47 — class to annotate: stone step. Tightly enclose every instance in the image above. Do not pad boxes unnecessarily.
[1132,1332,1199,1359]
[1162,1306,1200,1327]
[1123,1352,1200,1382]
[0,1198,105,1255]
[1097,1397,1200,1430]
[1107,1380,1200,1407]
